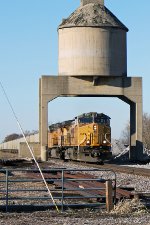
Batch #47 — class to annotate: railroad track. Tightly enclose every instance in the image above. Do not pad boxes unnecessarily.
[1,157,150,177]
[25,169,133,202]
[73,161,150,177]
[0,158,150,208]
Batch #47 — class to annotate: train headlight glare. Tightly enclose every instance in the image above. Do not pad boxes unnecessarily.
[87,140,90,144]
[93,125,97,130]
[103,140,107,144]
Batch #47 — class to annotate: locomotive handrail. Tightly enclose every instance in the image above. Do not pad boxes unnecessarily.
[104,133,111,145]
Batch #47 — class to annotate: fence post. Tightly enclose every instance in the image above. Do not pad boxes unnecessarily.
[61,170,64,212]
[106,180,113,212]
[6,169,9,212]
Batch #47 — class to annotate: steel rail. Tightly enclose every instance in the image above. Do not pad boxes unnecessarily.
[72,161,150,177]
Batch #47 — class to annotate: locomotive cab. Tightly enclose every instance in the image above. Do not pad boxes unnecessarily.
[76,112,112,162]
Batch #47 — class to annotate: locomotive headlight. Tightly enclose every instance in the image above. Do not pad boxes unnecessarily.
[86,140,90,145]
[93,125,97,131]
[103,140,107,144]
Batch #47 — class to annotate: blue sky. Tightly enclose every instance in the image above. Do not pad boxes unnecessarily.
[0,0,150,142]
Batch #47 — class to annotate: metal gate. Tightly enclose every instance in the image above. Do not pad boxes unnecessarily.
[0,168,116,212]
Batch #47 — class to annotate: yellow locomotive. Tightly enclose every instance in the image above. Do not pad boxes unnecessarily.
[48,112,112,163]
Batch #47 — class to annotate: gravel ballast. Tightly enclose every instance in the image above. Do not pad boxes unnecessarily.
[0,156,150,224]
[0,211,150,225]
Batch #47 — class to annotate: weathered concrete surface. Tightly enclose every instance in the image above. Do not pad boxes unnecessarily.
[0,134,40,160]
[19,142,40,159]
[39,76,143,161]
[58,28,127,76]
[58,1,128,77]
[0,134,39,151]
[81,0,104,6]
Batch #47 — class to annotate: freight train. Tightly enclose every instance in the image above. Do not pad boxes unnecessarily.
[48,112,112,163]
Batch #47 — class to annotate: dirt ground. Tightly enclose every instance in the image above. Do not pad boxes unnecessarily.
[0,210,150,225]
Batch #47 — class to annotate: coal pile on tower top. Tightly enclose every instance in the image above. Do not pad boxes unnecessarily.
[59,2,128,30]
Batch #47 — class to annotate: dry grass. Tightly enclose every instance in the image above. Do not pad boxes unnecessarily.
[111,198,148,215]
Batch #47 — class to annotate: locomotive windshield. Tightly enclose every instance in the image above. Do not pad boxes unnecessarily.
[77,113,110,125]
[78,116,93,124]
[94,117,110,126]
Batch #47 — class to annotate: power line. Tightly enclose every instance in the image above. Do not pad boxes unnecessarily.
[0,80,60,213]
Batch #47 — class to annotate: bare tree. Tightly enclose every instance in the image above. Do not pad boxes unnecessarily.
[3,133,22,142]
[3,130,39,143]
[120,121,130,145]
[143,113,150,149]
[121,112,150,149]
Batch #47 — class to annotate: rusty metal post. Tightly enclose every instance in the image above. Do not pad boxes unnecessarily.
[6,169,9,212]
[106,180,113,212]
[134,192,140,201]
